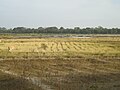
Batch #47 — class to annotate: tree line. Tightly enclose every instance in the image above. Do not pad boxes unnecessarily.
[0,26,120,34]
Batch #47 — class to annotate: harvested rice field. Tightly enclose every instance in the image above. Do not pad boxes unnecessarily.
[0,36,120,90]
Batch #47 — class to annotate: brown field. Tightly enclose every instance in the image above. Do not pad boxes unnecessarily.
[0,36,120,90]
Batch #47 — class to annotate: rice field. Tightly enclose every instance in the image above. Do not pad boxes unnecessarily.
[0,36,120,90]
[0,37,120,58]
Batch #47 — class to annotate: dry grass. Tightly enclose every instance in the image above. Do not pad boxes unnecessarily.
[0,71,41,90]
[0,37,120,90]
[0,37,120,58]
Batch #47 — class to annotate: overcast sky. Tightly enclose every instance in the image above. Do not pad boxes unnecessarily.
[0,0,120,28]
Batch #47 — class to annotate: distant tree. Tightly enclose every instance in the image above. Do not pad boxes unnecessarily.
[0,26,120,34]
[59,27,65,33]
[0,27,7,33]
[45,27,59,33]
[13,27,27,33]
[37,27,44,33]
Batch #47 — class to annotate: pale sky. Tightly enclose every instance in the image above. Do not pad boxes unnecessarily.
[0,0,120,28]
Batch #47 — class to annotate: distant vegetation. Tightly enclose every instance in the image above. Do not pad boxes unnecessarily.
[0,26,120,34]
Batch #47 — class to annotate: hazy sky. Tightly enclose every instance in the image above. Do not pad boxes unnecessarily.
[0,0,120,28]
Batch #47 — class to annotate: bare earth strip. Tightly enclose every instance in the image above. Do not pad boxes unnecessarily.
[0,69,53,90]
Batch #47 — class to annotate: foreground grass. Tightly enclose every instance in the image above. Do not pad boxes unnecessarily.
[0,71,41,90]
[0,57,120,90]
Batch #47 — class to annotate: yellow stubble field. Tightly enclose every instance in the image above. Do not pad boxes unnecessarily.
[0,37,120,90]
